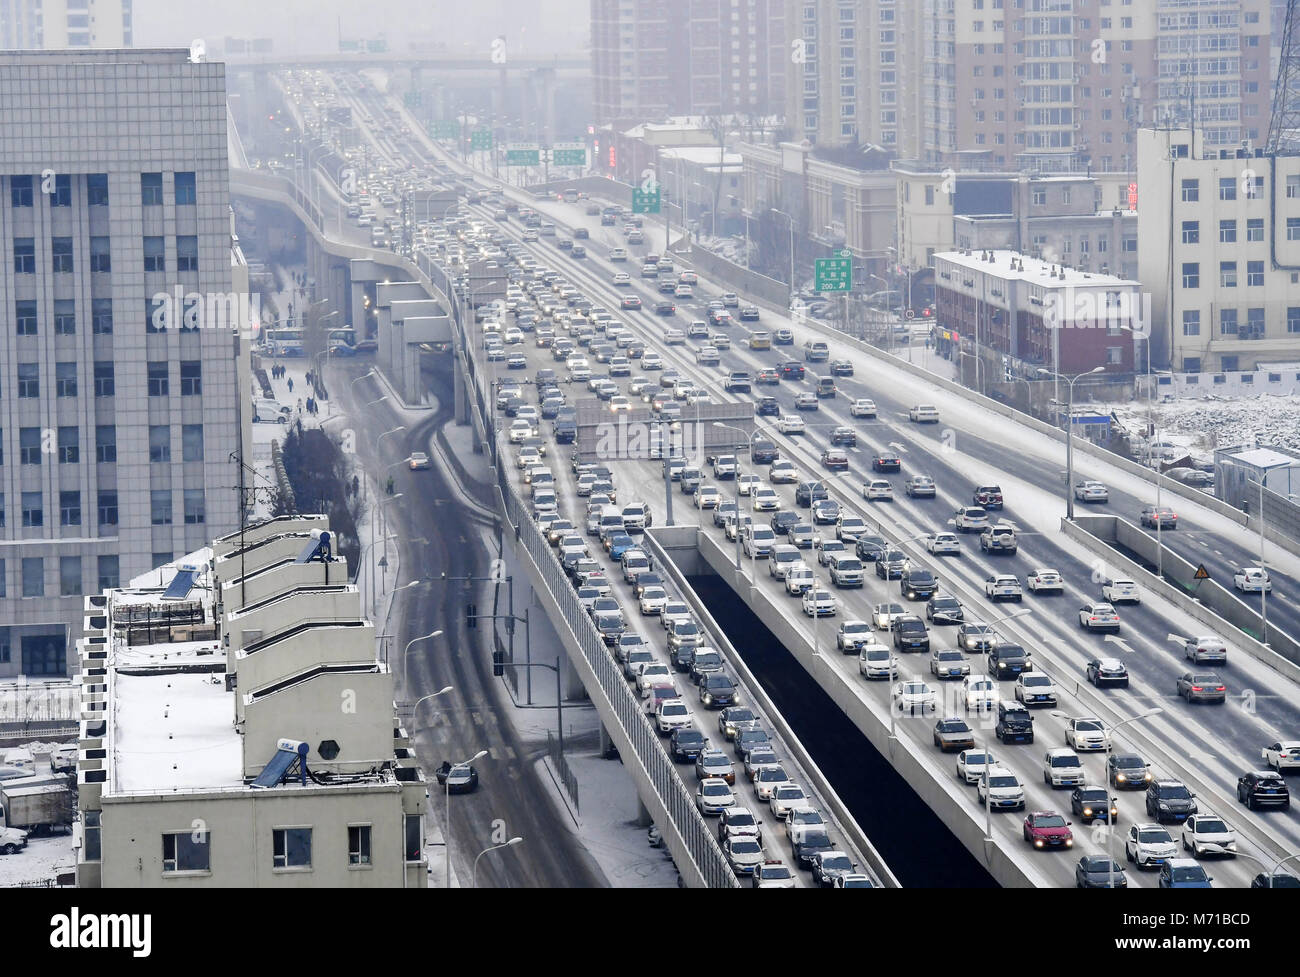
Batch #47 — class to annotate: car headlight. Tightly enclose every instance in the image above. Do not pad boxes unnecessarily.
[1065,838,1074,847]
[1082,808,1093,816]
[1116,773,1126,781]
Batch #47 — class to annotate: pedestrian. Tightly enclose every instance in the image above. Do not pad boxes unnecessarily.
[287,377,294,393]
[297,397,304,414]
[386,475,395,495]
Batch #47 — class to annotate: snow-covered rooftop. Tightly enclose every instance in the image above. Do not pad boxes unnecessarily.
[935,249,1139,289]
[1222,447,1299,470]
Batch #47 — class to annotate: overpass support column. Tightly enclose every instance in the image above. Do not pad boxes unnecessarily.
[560,647,585,701]
[598,722,613,759]
[350,279,368,340]
[453,346,469,424]
[635,795,653,828]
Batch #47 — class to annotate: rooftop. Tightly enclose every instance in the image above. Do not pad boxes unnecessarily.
[1223,447,1299,470]
[935,249,1139,290]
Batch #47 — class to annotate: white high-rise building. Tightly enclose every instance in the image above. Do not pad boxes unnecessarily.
[0,0,133,49]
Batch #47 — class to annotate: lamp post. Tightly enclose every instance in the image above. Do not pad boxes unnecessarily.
[772,208,797,308]
[444,748,488,888]
[363,395,389,410]
[1037,366,1105,520]
[1234,850,1300,887]
[473,836,523,887]
[351,368,379,395]
[409,684,453,726]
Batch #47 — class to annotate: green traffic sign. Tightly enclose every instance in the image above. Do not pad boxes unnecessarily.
[552,148,586,167]
[814,255,853,292]
[431,121,459,139]
[631,187,661,214]
[470,130,493,151]
[506,148,540,166]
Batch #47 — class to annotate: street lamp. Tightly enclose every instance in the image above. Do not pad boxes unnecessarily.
[363,395,389,410]
[410,684,453,725]
[444,748,489,888]
[377,426,407,454]
[771,208,797,308]
[401,631,442,698]
[354,533,397,585]
[472,836,523,887]
[1037,366,1105,520]
[351,368,379,394]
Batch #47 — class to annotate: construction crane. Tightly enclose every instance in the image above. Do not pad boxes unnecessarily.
[1267,0,1300,155]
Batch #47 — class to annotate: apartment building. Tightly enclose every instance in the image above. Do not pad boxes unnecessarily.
[1137,126,1300,373]
[592,0,786,126]
[0,0,132,48]
[75,516,428,888]
[0,49,253,679]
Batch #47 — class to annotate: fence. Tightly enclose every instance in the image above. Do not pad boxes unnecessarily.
[546,728,579,814]
[0,682,80,723]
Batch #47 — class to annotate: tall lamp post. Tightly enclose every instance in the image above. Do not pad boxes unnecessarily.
[400,629,443,700]
[473,836,523,887]
[772,208,797,308]
[1037,366,1105,519]
[444,748,488,888]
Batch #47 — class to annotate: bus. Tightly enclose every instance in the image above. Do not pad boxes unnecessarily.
[328,326,358,355]
[262,328,304,356]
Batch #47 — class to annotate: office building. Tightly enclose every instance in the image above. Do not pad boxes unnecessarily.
[75,516,428,888]
[0,49,252,678]
[0,0,132,49]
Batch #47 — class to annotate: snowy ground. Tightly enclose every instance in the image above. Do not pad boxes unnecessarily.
[0,835,75,887]
[1108,393,1300,463]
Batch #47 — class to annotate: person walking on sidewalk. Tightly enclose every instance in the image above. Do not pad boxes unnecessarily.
[287,377,294,393]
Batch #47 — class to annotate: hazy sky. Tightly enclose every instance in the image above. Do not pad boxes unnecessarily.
[134,0,588,57]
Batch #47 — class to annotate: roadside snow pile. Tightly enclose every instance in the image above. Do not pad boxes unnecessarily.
[1110,394,1300,456]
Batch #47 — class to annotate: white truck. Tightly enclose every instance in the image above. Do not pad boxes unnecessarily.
[0,775,73,837]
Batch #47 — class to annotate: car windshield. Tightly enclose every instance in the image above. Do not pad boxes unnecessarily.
[800,831,831,847]
[1052,755,1081,767]
[677,730,704,743]
[1197,819,1228,833]
[844,623,871,634]
[823,856,852,872]
[1024,675,1051,687]
[884,551,904,561]
[965,753,991,764]
[909,571,935,583]
[762,867,793,879]
[1139,829,1172,843]
[938,651,962,661]
[1079,790,1107,803]
[939,721,967,732]
[663,705,688,717]
[1171,866,1208,882]
[703,756,729,769]
[1115,756,1145,769]
[1035,815,1067,828]
[758,767,788,782]
[775,786,804,798]
[733,841,762,855]
[900,621,925,634]
[934,598,960,609]
[727,709,756,723]
[990,776,1018,788]
[1160,785,1192,800]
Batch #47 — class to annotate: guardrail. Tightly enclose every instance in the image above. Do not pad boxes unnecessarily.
[546,728,580,814]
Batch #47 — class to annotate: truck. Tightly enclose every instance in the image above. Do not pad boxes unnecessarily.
[0,775,74,836]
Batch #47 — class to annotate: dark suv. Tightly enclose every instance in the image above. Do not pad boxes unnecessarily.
[995,702,1035,744]
[900,568,938,601]
[795,481,830,507]
[891,615,930,653]
[779,361,806,381]
[1146,780,1198,824]
[1107,753,1153,790]
[752,437,779,463]
[987,643,1031,679]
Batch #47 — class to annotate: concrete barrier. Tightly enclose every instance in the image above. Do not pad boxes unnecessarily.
[1064,516,1300,683]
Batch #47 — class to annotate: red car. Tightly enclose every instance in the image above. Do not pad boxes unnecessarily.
[872,454,902,473]
[821,450,850,471]
[621,295,642,310]
[1023,811,1074,851]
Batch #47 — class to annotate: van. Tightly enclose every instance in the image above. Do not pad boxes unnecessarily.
[815,375,837,398]
[252,398,290,424]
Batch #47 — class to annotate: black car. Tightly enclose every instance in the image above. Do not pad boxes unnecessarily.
[874,550,907,579]
[830,359,854,377]
[669,727,707,763]
[988,644,1031,679]
[699,673,737,708]
[925,595,965,624]
[654,301,675,316]
[1075,855,1127,888]
[830,427,857,447]
[670,643,696,672]
[434,761,479,793]
[1146,780,1198,823]
[751,437,779,464]
[891,615,930,653]
[1252,872,1300,887]
[739,307,761,322]
[795,481,830,507]
[1107,753,1152,790]
[792,828,835,869]
[855,535,888,562]
[574,227,589,239]
[770,511,800,535]
[900,568,938,601]
[688,650,724,685]
[1237,770,1291,809]
[1086,658,1129,688]
[756,397,780,417]
[1070,786,1119,824]
[633,572,665,599]
[995,702,1034,744]
[872,453,902,473]
[719,706,761,741]
[734,727,771,761]
[778,361,805,381]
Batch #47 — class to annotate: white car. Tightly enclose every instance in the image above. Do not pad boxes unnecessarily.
[753,860,797,888]
[976,766,1026,810]
[655,699,693,734]
[1101,578,1141,604]
[849,398,878,418]
[769,460,799,484]
[508,420,535,443]
[694,486,722,509]
[636,662,673,695]
[1180,814,1237,858]
[1078,602,1121,631]
[953,507,989,532]
[863,479,893,501]
[639,586,669,616]
[751,486,780,512]
[1043,748,1086,788]
[984,574,1023,601]
[1233,567,1272,593]
[696,778,737,816]
[891,680,937,714]
[784,565,815,596]
[611,271,631,285]
[661,601,692,630]
[1015,672,1058,707]
[858,644,898,680]
[961,674,999,713]
[724,837,765,876]
[737,473,761,497]
[1026,568,1064,593]
[1125,823,1178,869]
[1073,480,1110,503]
[608,247,628,262]
[872,602,906,630]
[957,748,997,785]
[1065,717,1111,752]
[908,404,940,423]
[802,588,838,617]
[836,516,869,542]
[770,784,814,820]
[1261,741,1300,772]
[777,414,806,434]
[409,451,430,470]
[923,532,961,555]
[837,619,875,652]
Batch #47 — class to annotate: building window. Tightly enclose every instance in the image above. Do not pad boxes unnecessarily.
[17,363,39,398]
[0,496,3,529]
[176,235,198,273]
[92,299,113,335]
[21,558,43,598]
[146,296,167,333]
[348,825,372,866]
[1032,189,1046,205]
[152,552,172,568]
[94,362,114,397]
[1106,347,1124,365]
[16,300,37,336]
[1181,263,1199,289]
[1180,220,1198,244]
[96,426,117,464]
[272,827,312,869]
[19,428,41,465]
[90,237,111,273]
[1246,307,1266,338]
[1247,261,1264,287]
[183,489,206,525]
[58,427,79,464]
[1182,309,1200,336]
[1219,220,1236,243]
[13,238,35,274]
[59,557,81,596]
[87,174,109,206]
[1183,357,1201,373]
[60,492,81,528]
[1288,175,1300,199]
[97,492,118,526]
[404,814,422,863]
[1180,179,1198,202]
[97,556,119,592]
[21,493,43,528]
[1220,308,1238,335]
[150,490,172,526]
[149,425,171,463]
[1221,355,1239,373]
[1288,218,1300,242]
[1122,236,1137,253]
[182,425,204,462]
[56,362,77,398]
[52,238,73,273]
[162,831,211,873]
[51,174,71,207]
[141,173,163,206]
[180,362,202,396]
[1289,308,1300,334]
[10,175,33,207]
[143,236,165,272]
[174,172,197,205]
[54,300,76,335]
[147,362,169,397]
[1247,218,1264,242]
[1218,178,1236,201]
[1220,261,1237,287]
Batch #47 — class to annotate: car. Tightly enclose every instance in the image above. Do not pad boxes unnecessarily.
[811,499,841,526]
[742,748,780,782]
[923,532,961,556]
[908,404,940,423]
[777,414,806,435]
[1043,748,1086,788]
[620,295,641,309]
[751,486,780,512]
[1070,785,1119,824]
[1075,855,1128,888]
[754,764,794,803]
[699,673,737,708]
[829,427,857,448]
[788,525,815,549]
[1252,872,1300,888]
[871,453,901,473]
[724,837,765,876]
[1181,814,1237,858]
[1237,770,1290,809]
[979,524,1018,554]
[863,479,894,501]
[696,778,736,816]
[1101,578,1141,604]
[874,550,906,579]
[933,717,976,752]
[923,596,964,628]
[1183,635,1228,665]
[1026,568,1064,593]
[434,761,479,794]
[1066,717,1111,753]
[771,785,813,820]
[859,644,899,680]
[995,702,1034,744]
[770,460,799,484]
[718,806,759,845]
[1073,480,1110,503]
[1176,671,1227,704]
[953,507,989,533]
[977,767,1026,810]
[1015,672,1058,707]
[811,851,857,887]
[795,392,819,411]
[802,588,838,618]
[984,574,1023,601]
[1139,505,1177,529]
[904,475,936,498]
[1085,658,1129,688]
[718,706,760,741]
[656,700,694,737]
[1159,858,1213,888]
[829,358,854,377]
[957,623,998,654]
[1261,741,1300,773]
[929,649,970,680]
[1125,823,1179,869]
[773,327,794,345]
[848,398,877,419]
[972,485,1004,509]
[891,615,930,652]
[872,602,906,630]
[956,748,996,784]
[891,680,937,714]
[752,860,797,888]
[791,827,835,869]
[1023,811,1074,851]
[900,568,937,601]
[855,535,888,562]
[1108,753,1153,790]
[837,619,875,653]
[1234,566,1272,593]
[1078,602,1120,632]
